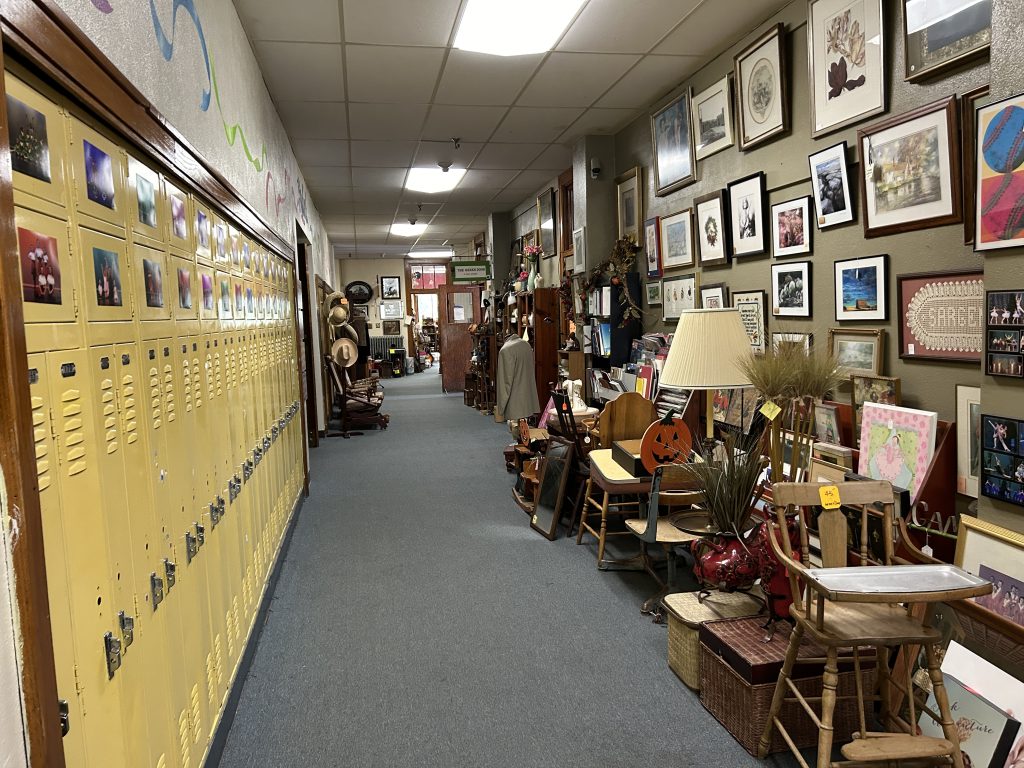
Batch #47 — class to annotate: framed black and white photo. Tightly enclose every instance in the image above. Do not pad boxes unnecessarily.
[380,300,403,320]
[646,280,662,307]
[808,142,855,229]
[700,283,729,309]
[807,0,886,138]
[834,254,887,322]
[616,167,643,241]
[727,172,767,257]
[858,96,961,238]
[380,275,402,300]
[771,260,811,317]
[659,209,694,270]
[651,93,696,196]
[771,196,812,258]
[691,76,734,161]
[644,216,661,277]
[732,289,768,353]
[662,273,698,321]
[904,0,991,82]
[734,23,789,150]
[694,189,730,266]
[572,226,586,272]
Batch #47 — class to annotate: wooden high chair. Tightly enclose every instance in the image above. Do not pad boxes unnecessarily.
[757,481,991,768]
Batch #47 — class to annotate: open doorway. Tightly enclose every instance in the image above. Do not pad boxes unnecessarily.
[408,263,446,371]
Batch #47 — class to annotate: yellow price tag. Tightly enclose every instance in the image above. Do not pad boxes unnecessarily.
[759,401,782,421]
[532,514,538,525]
[819,485,842,510]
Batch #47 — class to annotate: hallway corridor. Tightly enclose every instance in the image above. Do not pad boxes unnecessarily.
[217,374,763,767]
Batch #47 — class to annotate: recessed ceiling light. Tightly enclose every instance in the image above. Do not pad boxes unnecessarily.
[390,222,428,237]
[405,167,466,194]
[407,250,453,259]
[454,0,585,57]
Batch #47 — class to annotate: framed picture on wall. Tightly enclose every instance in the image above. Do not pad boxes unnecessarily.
[537,188,556,257]
[727,171,767,256]
[616,166,642,241]
[732,289,768,354]
[897,269,984,362]
[985,290,1024,378]
[572,227,586,272]
[691,76,734,161]
[380,300,403,320]
[834,254,887,322]
[771,196,812,258]
[659,209,694,270]
[956,384,982,498]
[645,280,662,307]
[807,0,885,138]
[662,273,698,321]
[770,260,811,317]
[734,23,789,150]
[961,85,989,245]
[858,96,962,238]
[380,275,402,300]
[808,141,855,229]
[694,189,730,266]
[644,216,661,277]
[700,283,728,309]
[773,332,813,354]
[975,91,1024,252]
[382,320,401,336]
[904,0,992,82]
[651,92,696,196]
[829,327,885,376]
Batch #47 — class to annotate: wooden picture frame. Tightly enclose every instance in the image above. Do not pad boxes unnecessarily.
[956,517,1024,625]
[961,85,989,245]
[727,171,767,256]
[734,23,789,150]
[808,141,855,229]
[858,96,962,238]
[850,373,901,441]
[904,0,992,82]
[536,188,556,257]
[956,384,981,499]
[771,196,812,258]
[659,208,694,270]
[643,216,661,277]
[530,438,576,540]
[770,260,811,317]
[974,90,1024,252]
[382,320,401,336]
[829,327,885,376]
[693,188,730,266]
[691,76,734,161]
[662,272,698,321]
[651,91,696,196]
[732,289,768,354]
[897,270,984,363]
[834,254,887,322]
[616,166,642,241]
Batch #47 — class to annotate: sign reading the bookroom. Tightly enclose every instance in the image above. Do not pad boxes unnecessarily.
[451,261,492,283]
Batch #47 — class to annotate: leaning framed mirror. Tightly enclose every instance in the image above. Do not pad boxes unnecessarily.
[529,438,575,540]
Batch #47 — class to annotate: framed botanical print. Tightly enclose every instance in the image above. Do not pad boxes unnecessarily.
[700,283,728,309]
[858,96,962,237]
[536,188,556,257]
[770,260,811,317]
[732,289,767,354]
[897,270,984,362]
[829,327,885,376]
[659,209,694,270]
[956,384,981,498]
[616,167,642,241]
[727,171,767,256]
[662,273,698,321]
[807,0,885,138]
[643,217,661,277]
[904,0,992,82]
[734,23,789,150]
[808,142,855,229]
[691,76,734,161]
[651,92,696,196]
[834,254,887,322]
[380,275,402,300]
[771,196,812,258]
[645,280,662,307]
[693,189,730,266]
[975,91,1024,252]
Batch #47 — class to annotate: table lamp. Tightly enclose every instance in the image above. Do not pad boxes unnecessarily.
[659,308,752,447]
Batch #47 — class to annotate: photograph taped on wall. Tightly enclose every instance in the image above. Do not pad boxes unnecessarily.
[694,189,730,266]
[201,272,214,312]
[986,290,1024,378]
[5,75,68,209]
[732,289,767,353]
[645,280,662,306]
[807,0,885,137]
[691,76,734,161]
[7,92,50,183]
[142,257,164,309]
[830,326,884,376]
[700,283,728,309]
[904,0,992,82]
[93,246,122,307]
[859,96,961,237]
[975,91,1024,252]
[652,92,696,196]
[727,172,767,256]
[83,139,115,210]
[644,216,661,276]
[898,270,984,362]
[18,224,61,306]
[617,167,642,241]
[662,273,698,321]
[770,260,811,317]
[659,209,693,269]
[177,267,192,310]
[809,141,855,228]
[734,23,789,150]
[957,384,981,498]
[771,196,811,258]
[834,254,887,321]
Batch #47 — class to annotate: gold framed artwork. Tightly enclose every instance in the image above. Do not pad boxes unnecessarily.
[829,327,885,376]
[956,516,1024,634]
[616,166,642,241]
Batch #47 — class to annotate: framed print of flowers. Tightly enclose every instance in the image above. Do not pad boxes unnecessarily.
[694,189,730,266]
[807,0,885,138]
[734,23,789,150]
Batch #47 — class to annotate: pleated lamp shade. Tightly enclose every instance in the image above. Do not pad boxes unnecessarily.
[660,308,753,390]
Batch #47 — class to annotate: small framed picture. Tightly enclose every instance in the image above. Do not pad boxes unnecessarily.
[643,217,661,277]
[536,188,556,257]
[693,189,730,266]
[700,283,728,309]
[380,275,401,300]
[834,254,887,322]
[732,289,768,354]
[616,166,642,241]
[691,76,734,161]
[829,327,885,376]
[770,260,811,317]
[986,290,1024,378]
[572,226,586,272]
[734,23,789,150]
[382,320,401,336]
[808,142,855,229]
[662,273,698,321]
[380,300,403,320]
[771,196,812,258]
[851,374,902,441]
[659,209,694,270]
[858,96,962,238]
[956,384,981,498]
[727,171,767,257]
[904,0,991,82]
[898,270,984,362]
[976,422,1024,508]
[645,280,662,307]
[651,92,696,196]
[975,91,1024,252]
[814,402,841,444]
[773,332,813,354]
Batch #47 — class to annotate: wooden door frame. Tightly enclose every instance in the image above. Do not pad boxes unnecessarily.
[405,262,447,362]
[296,240,319,451]
[290,244,311,497]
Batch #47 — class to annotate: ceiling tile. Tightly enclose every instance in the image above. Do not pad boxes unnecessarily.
[442,186,504,203]
[434,50,544,106]
[292,140,349,166]
[412,141,484,169]
[353,214,396,226]
[342,0,462,46]
[355,222,392,236]
[278,101,348,140]
[595,55,700,109]
[253,42,344,102]
[422,105,507,143]
[458,169,518,189]
[491,109,585,143]
[348,103,429,140]
[490,188,536,205]
[350,167,408,188]
[310,187,354,208]
[470,143,548,169]
[349,200,401,215]
[234,0,342,43]
[557,0,702,53]
[349,140,418,167]
[558,108,638,142]
[345,46,446,103]
[653,0,788,57]
[301,166,353,188]
[529,144,573,170]
[517,53,639,108]
[508,169,560,191]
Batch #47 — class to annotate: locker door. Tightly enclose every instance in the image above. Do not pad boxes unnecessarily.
[26,355,87,767]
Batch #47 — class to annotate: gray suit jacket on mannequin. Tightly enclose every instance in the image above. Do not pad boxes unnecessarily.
[495,335,540,422]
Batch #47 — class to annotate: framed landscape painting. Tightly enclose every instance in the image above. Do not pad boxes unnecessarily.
[691,76,734,161]
[898,270,984,362]
[734,23,789,150]
[830,327,884,376]
[659,209,694,270]
[834,254,887,322]
[975,91,1024,252]
[694,189,730,266]
[651,92,696,196]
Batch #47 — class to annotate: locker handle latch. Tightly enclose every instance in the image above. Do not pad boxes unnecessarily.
[217,496,226,517]
[209,502,220,527]
[58,699,70,737]
[103,632,122,678]
[151,573,164,608]
[185,531,198,563]
[195,522,205,548]
[118,611,135,649]
[164,559,177,589]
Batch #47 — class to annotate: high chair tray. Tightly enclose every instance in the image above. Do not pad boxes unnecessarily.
[804,564,991,602]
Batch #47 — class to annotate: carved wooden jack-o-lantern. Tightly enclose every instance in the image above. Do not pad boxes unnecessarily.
[639,409,694,473]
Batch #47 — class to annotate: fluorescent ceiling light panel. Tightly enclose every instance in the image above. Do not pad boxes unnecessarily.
[408,250,454,259]
[454,0,585,56]
[405,167,466,193]
[390,222,428,237]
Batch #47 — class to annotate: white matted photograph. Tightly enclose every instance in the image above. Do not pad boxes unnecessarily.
[662,273,698,320]
[771,196,812,258]
[572,226,586,272]
[727,172,767,256]
[694,189,730,266]
[834,254,887,321]
[771,260,811,317]
[809,142,855,229]
[659,209,694,269]
[691,76,734,161]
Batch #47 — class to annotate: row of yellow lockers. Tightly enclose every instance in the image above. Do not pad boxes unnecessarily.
[8,67,309,767]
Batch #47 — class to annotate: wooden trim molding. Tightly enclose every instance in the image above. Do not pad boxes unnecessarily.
[0,0,294,259]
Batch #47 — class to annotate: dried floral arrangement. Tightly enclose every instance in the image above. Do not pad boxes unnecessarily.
[577,236,643,327]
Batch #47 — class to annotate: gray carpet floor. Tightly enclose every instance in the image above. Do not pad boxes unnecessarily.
[217,371,784,767]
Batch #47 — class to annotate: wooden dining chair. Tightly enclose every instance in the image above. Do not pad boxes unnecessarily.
[757,481,992,768]
[598,391,658,448]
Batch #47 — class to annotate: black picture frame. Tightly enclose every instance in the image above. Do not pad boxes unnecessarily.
[380,275,402,300]
[693,188,731,266]
[530,438,575,540]
[345,280,373,304]
[727,171,767,257]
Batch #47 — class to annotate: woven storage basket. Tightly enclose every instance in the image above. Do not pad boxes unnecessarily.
[662,591,763,690]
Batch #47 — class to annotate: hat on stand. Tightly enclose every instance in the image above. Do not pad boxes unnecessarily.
[331,337,358,368]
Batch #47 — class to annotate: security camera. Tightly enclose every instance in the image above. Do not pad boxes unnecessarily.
[590,158,601,179]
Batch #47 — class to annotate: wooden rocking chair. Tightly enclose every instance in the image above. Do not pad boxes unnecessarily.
[325,356,389,437]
